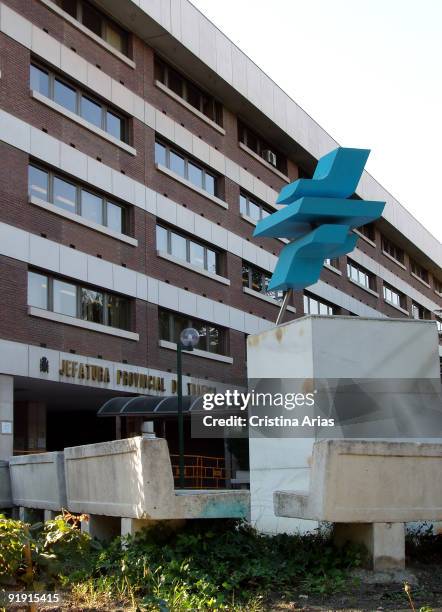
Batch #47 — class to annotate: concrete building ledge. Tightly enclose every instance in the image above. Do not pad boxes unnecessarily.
[28,306,140,341]
[348,277,380,298]
[242,286,295,312]
[30,196,138,246]
[155,80,225,135]
[157,250,230,285]
[159,339,234,364]
[156,164,228,209]
[238,142,290,183]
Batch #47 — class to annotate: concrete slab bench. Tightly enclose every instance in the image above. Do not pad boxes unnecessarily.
[64,436,250,539]
[9,451,67,520]
[0,460,12,508]
[274,440,442,570]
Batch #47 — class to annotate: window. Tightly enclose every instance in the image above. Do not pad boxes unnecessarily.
[53,279,77,316]
[28,164,127,236]
[154,57,223,126]
[436,318,442,333]
[324,257,340,270]
[28,271,48,310]
[356,223,376,242]
[159,309,226,355]
[54,0,128,55]
[411,259,429,285]
[28,166,48,200]
[242,262,283,301]
[30,64,127,142]
[156,225,219,275]
[434,278,442,295]
[411,302,431,320]
[382,236,405,266]
[347,260,376,291]
[238,122,287,174]
[155,140,218,197]
[303,293,335,316]
[239,191,271,222]
[383,284,406,310]
[27,271,130,330]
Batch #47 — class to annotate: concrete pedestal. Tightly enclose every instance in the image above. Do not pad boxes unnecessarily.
[333,523,405,570]
[247,315,441,534]
[0,375,13,460]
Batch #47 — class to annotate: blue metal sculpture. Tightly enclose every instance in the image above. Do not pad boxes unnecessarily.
[254,147,385,293]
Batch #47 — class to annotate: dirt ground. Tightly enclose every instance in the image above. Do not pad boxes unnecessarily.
[268,564,442,612]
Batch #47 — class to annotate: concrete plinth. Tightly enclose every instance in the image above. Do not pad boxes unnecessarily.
[333,522,405,570]
[0,375,13,460]
[81,514,120,542]
[247,315,441,534]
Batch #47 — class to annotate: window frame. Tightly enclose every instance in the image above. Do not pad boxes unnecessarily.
[381,236,405,266]
[382,283,406,309]
[159,309,226,355]
[30,62,128,143]
[28,163,127,235]
[28,270,131,330]
[303,293,335,316]
[347,259,377,292]
[238,121,287,174]
[242,261,283,301]
[156,224,219,274]
[411,301,431,320]
[154,57,223,127]
[410,259,430,285]
[55,0,129,56]
[155,140,218,197]
[239,191,272,222]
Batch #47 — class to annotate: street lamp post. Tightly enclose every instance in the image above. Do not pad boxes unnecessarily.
[177,327,199,488]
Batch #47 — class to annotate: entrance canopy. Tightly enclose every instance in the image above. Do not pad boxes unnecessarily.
[97,395,206,417]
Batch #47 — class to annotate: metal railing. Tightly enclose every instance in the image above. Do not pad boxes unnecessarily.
[170,454,226,489]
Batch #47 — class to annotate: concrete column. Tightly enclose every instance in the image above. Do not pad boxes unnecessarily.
[333,522,405,570]
[0,375,13,460]
[81,514,120,542]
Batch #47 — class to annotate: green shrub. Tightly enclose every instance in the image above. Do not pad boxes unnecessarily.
[1,515,363,610]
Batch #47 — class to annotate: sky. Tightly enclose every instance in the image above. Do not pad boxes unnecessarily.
[190,0,442,242]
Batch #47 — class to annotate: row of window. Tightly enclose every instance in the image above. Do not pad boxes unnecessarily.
[28,271,130,330]
[29,165,126,234]
[30,64,127,142]
[26,269,440,358]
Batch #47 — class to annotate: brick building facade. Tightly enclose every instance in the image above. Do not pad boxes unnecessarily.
[0,0,440,462]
